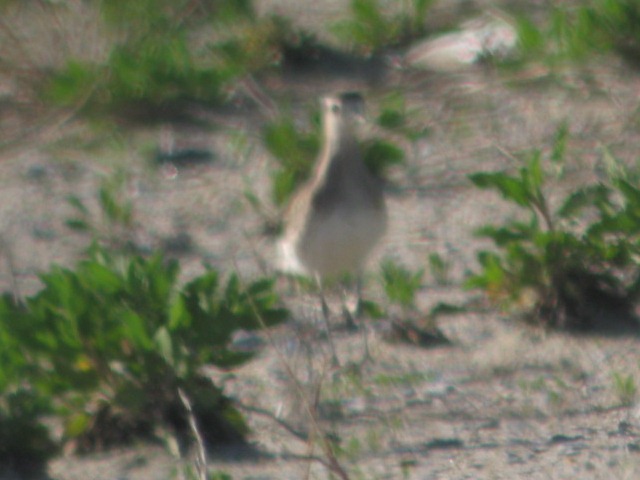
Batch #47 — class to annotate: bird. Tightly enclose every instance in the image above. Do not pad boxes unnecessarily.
[278,92,387,363]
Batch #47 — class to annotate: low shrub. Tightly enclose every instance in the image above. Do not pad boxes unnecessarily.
[1,244,287,452]
[466,128,640,328]
[514,0,640,69]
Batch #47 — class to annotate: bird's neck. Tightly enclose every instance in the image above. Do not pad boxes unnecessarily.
[318,121,357,170]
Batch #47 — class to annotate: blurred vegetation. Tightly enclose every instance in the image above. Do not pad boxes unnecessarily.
[2,0,640,474]
[263,113,321,207]
[0,0,438,118]
[514,0,640,68]
[612,371,638,406]
[66,169,137,250]
[467,125,640,329]
[0,0,215,106]
[0,166,288,466]
[0,243,287,457]
[0,0,310,116]
[2,0,640,118]
[381,259,424,312]
[0,316,57,478]
[331,0,434,54]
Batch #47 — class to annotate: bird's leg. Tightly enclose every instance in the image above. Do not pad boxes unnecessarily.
[355,274,364,317]
[355,274,372,363]
[341,274,372,363]
[317,275,340,366]
[340,273,360,331]
[341,286,358,332]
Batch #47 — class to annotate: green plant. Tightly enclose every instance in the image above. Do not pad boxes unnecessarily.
[595,0,640,61]
[380,259,424,311]
[372,371,430,387]
[375,92,430,143]
[66,170,136,249]
[209,472,234,480]
[213,14,311,78]
[0,386,57,477]
[2,244,287,452]
[400,458,418,479]
[0,302,57,476]
[379,258,460,341]
[466,128,640,328]
[519,375,567,410]
[263,114,320,207]
[343,436,363,460]
[44,1,295,114]
[513,0,640,69]
[46,1,237,110]
[362,139,405,178]
[428,253,450,285]
[613,372,637,405]
[331,0,434,54]
[0,296,57,476]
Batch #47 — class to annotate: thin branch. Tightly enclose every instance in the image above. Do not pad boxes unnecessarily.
[532,195,555,233]
[178,388,208,480]
[233,263,351,480]
[235,401,310,442]
[494,144,520,164]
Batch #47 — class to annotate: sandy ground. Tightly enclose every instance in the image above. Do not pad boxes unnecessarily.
[1,1,640,479]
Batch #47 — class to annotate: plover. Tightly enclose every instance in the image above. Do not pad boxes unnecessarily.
[278,92,387,362]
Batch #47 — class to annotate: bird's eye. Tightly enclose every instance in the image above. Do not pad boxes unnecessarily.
[331,104,340,113]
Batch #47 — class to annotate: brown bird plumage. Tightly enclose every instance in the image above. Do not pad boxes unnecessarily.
[278,93,387,364]
[279,93,387,280]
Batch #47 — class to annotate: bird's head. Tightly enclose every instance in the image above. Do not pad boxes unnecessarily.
[321,92,365,146]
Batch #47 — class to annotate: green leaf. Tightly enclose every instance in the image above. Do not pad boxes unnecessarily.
[352,0,384,26]
[363,139,404,177]
[429,302,466,318]
[414,0,434,21]
[210,349,255,369]
[64,412,91,438]
[121,311,153,351]
[244,189,260,210]
[474,224,533,245]
[263,117,318,171]
[359,299,386,319]
[65,219,91,231]
[465,251,507,293]
[524,151,544,193]
[271,168,298,206]
[556,184,609,218]
[551,122,569,164]
[381,259,423,308]
[428,253,449,285]
[469,172,531,207]
[245,277,275,296]
[46,60,98,106]
[515,16,545,56]
[153,326,174,366]
[66,195,90,215]
[168,295,190,330]
[78,261,122,294]
[99,184,121,223]
[264,115,319,205]
[615,179,640,208]
[377,109,405,130]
